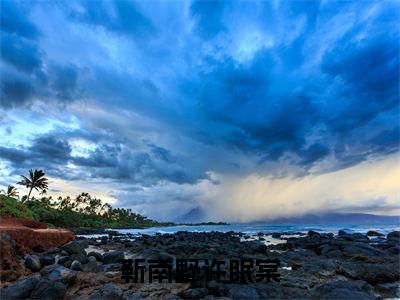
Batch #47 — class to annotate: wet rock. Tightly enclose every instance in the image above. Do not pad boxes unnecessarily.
[387,231,400,240]
[61,241,84,255]
[180,288,209,299]
[245,240,267,253]
[45,247,61,255]
[70,253,89,264]
[30,278,67,300]
[82,256,100,273]
[89,283,123,300]
[366,230,383,237]
[227,284,260,299]
[39,255,55,267]
[40,265,77,285]
[57,256,70,265]
[341,243,385,257]
[338,262,400,284]
[70,260,83,271]
[307,230,321,239]
[337,233,369,242]
[140,249,175,262]
[61,260,72,268]
[0,275,40,299]
[25,254,41,272]
[386,245,400,255]
[103,251,124,264]
[87,251,103,262]
[76,239,89,249]
[311,280,374,299]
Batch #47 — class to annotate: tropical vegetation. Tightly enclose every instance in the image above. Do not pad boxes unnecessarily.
[0,169,168,229]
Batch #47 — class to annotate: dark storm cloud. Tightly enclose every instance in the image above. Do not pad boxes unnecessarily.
[50,64,80,101]
[0,0,399,185]
[71,0,155,38]
[0,76,35,108]
[0,63,81,108]
[190,0,227,39]
[0,135,71,166]
[321,35,399,132]
[180,1,399,169]
[298,143,330,166]
[75,143,208,185]
[0,1,82,108]
[0,1,39,39]
[185,51,320,162]
[1,32,42,73]
[0,132,207,186]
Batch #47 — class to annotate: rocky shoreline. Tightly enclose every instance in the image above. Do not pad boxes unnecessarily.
[1,229,399,299]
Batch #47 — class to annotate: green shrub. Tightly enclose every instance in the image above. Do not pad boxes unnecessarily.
[0,195,34,218]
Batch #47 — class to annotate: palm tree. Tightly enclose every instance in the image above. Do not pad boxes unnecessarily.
[0,185,19,198]
[17,169,49,202]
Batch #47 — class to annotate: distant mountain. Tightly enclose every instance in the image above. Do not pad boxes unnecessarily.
[174,206,207,223]
[254,213,400,224]
[175,209,399,225]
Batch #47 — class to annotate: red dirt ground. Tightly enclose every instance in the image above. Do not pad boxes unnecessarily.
[0,217,75,253]
[0,217,75,281]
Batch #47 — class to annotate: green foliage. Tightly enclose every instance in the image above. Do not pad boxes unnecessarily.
[2,169,166,229]
[21,193,163,229]
[0,195,34,218]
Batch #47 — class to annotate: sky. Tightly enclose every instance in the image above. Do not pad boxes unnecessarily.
[0,0,399,222]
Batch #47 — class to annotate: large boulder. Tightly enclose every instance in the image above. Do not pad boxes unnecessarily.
[30,278,67,300]
[39,255,55,268]
[307,230,321,239]
[0,275,40,299]
[341,243,385,257]
[70,260,83,271]
[103,251,124,264]
[25,254,41,272]
[82,256,100,273]
[57,256,70,265]
[366,230,384,237]
[87,251,103,262]
[61,241,84,255]
[140,249,175,262]
[338,262,400,284]
[70,253,89,264]
[387,231,400,240]
[40,265,77,285]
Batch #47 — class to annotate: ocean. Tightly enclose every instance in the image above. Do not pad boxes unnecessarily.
[113,223,400,236]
